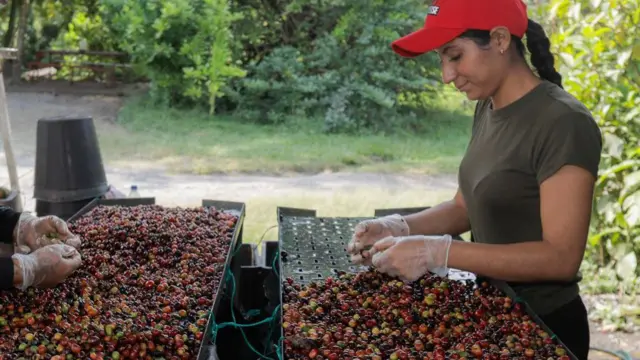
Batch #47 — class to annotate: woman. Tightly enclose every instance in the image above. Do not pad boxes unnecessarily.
[0,206,82,290]
[347,0,602,359]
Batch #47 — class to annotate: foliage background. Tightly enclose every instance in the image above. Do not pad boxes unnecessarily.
[545,0,639,284]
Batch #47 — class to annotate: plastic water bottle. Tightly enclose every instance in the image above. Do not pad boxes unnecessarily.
[128,185,141,198]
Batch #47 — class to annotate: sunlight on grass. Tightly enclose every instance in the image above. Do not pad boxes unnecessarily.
[97,93,473,175]
[239,187,456,244]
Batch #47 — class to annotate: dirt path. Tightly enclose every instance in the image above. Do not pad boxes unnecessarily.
[2,92,459,205]
[1,90,638,359]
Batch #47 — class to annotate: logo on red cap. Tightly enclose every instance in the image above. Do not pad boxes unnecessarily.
[428,0,442,15]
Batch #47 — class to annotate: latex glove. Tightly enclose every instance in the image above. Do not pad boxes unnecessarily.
[13,212,82,254]
[12,244,82,290]
[369,235,453,282]
[347,214,410,265]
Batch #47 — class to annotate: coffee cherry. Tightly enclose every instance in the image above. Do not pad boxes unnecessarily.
[0,205,238,358]
[282,271,572,359]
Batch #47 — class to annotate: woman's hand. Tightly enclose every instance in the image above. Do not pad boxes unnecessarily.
[14,213,82,254]
[12,244,82,290]
[369,235,453,282]
[347,214,410,265]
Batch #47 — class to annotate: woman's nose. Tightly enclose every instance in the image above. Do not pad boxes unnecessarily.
[441,64,456,84]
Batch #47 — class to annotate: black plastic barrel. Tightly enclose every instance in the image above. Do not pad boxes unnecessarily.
[33,116,108,218]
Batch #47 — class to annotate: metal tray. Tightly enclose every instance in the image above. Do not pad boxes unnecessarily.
[275,207,579,360]
[67,198,246,360]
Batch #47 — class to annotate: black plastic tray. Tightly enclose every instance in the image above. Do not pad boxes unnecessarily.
[67,198,246,360]
[66,197,157,222]
[274,207,579,360]
[199,200,246,360]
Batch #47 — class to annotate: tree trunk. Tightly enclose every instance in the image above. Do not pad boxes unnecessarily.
[12,0,29,83]
[2,0,20,47]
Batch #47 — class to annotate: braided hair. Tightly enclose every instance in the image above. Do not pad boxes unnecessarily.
[458,19,563,88]
[524,19,562,88]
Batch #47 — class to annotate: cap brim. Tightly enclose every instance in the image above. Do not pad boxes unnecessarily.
[391,27,465,58]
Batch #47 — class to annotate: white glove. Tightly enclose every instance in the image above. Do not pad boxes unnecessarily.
[12,244,82,290]
[13,212,82,254]
[347,214,410,265]
[369,235,453,282]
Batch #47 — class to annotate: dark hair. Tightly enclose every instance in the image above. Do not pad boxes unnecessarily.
[458,19,563,88]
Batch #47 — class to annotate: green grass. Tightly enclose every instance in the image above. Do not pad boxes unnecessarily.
[98,92,473,175]
[233,188,457,245]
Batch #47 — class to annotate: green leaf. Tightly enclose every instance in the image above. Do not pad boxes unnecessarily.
[622,106,640,122]
[618,50,632,67]
[589,227,621,247]
[559,52,576,67]
[608,241,632,261]
[622,170,640,199]
[632,45,640,60]
[623,191,640,227]
[603,132,625,158]
[596,194,619,223]
[597,159,640,186]
[615,251,637,279]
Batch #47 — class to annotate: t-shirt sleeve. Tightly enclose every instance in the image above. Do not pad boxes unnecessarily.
[533,111,603,184]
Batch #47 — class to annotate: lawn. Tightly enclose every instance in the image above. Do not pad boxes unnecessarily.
[238,187,459,244]
[98,91,473,175]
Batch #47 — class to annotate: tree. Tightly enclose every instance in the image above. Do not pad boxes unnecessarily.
[101,0,246,113]
[546,0,640,281]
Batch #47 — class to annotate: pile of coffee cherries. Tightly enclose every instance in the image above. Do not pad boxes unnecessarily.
[0,205,238,360]
[282,271,573,360]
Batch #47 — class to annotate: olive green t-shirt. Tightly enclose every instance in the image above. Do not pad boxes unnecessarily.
[458,80,602,316]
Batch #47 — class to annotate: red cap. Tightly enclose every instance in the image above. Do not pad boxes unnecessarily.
[392,0,529,57]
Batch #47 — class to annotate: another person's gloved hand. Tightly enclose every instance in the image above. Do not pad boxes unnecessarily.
[13,212,82,254]
[369,235,452,282]
[347,214,410,265]
[11,244,82,290]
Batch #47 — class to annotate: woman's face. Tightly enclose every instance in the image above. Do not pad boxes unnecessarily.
[436,36,507,100]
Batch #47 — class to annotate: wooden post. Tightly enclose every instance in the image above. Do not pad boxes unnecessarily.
[0,47,23,212]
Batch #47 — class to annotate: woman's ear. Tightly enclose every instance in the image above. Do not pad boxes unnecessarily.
[489,26,512,55]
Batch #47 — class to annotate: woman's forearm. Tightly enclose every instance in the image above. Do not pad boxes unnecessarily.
[446,240,578,282]
[404,191,471,236]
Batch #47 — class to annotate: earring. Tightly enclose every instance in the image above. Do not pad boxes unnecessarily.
[500,49,505,54]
